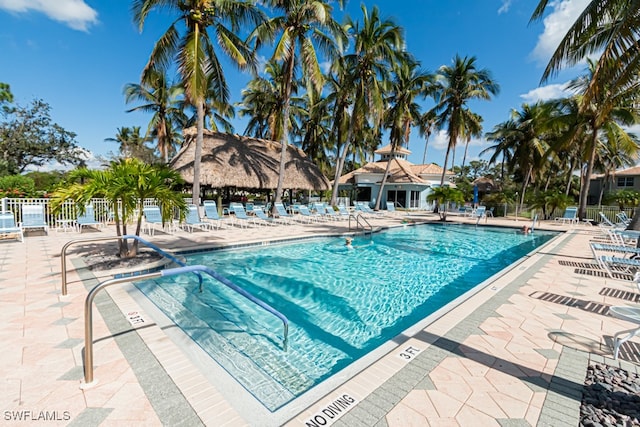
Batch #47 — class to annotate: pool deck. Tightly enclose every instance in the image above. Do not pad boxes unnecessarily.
[2,213,639,426]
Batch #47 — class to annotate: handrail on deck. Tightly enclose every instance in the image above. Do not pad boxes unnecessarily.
[348,213,373,240]
[60,234,201,296]
[82,264,289,387]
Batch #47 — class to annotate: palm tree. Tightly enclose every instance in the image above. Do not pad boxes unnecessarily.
[132,0,262,206]
[375,55,432,210]
[418,110,437,164]
[251,0,346,212]
[124,69,186,163]
[531,0,640,105]
[427,186,465,221]
[329,5,405,206]
[105,126,156,162]
[430,54,499,186]
[50,158,187,257]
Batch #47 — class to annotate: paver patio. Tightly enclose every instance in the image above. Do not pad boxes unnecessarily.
[1,213,639,426]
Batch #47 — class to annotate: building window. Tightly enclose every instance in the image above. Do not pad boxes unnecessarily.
[617,177,634,187]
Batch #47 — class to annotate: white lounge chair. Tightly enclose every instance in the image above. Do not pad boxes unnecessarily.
[609,305,640,359]
[0,211,23,242]
[203,200,230,229]
[555,206,578,225]
[181,205,214,232]
[142,206,164,235]
[76,205,103,232]
[21,204,48,235]
[273,202,294,224]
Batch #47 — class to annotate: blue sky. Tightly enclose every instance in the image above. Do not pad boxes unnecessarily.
[0,0,596,170]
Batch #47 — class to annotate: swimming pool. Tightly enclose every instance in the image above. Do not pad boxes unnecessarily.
[134,224,557,411]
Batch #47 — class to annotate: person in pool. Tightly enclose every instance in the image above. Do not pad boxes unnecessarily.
[345,237,353,248]
[521,225,531,234]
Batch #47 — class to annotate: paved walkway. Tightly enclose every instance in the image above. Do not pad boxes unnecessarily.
[1,214,639,426]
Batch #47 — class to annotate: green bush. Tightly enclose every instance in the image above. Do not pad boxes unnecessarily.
[0,175,36,198]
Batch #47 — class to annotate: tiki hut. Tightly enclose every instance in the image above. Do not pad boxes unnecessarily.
[170,129,330,192]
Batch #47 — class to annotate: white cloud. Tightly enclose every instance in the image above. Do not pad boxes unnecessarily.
[520,82,575,103]
[497,0,512,14]
[431,130,449,150]
[530,0,589,64]
[0,0,98,31]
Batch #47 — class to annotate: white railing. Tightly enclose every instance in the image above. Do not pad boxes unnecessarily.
[0,197,191,225]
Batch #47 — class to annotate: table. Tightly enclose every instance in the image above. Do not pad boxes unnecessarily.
[56,219,77,233]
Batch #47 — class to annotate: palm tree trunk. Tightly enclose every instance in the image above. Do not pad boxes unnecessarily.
[578,128,598,220]
[461,139,470,173]
[422,134,430,164]
[374,149,394,210]
[192,101,204,209]
[565,157,576,196]
[330,118,355,206]
[521,165,532,209]
[274,52,296,215]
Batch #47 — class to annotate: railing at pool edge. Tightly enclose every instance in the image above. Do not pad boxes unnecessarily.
[81,265,290,387]
[60,234,203,296]
[348,213,373,241]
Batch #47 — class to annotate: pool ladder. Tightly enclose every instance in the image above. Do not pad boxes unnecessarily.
[348,213,374,241]
[59,235,289,387]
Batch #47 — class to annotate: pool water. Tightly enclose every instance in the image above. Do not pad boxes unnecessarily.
[134,224,557,411]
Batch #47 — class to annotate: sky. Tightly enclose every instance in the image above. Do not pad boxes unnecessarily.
[0,0,603,171]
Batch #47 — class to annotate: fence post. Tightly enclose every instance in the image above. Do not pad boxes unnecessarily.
[1,197,6,212]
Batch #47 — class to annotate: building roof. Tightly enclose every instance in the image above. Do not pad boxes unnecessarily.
[338,158,452,185]
[170,128,330,191]
[374,144,412,156]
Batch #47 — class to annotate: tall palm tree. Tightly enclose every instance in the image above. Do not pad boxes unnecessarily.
[418,110,437,164]
[252,0,346,212]
[105,126,156,162]
[124,69,185,163]
[132,0,262,206]
[375,55,432,210]
[531,0,640,105]
[329,5,405,206]
[430,54,499,186]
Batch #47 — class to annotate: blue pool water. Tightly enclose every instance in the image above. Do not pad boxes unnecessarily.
[134,224,557,411]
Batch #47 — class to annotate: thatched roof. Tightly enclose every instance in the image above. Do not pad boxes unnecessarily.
[170,129,330,191]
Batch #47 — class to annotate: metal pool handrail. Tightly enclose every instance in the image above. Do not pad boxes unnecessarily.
[348,213,373,241]
[60,234,201,295]
[82,264,289,386]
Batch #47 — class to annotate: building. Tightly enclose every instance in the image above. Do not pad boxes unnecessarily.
[588,166,640,204]
[336,144,454,210]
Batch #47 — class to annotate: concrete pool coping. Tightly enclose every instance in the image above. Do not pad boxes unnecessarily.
[3,213,640,426]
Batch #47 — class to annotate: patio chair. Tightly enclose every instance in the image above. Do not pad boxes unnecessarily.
[21,204,48,235]
[273,202,294,224]
[142,206,164,235]
[296,205,322,223]
[182,205,214,232]
[472,206,487,220]
[336,205,351,219]
[324,205,342,221]
[596,255,640,279]
[386,201,401,216]
[253,207,280,226]
[76,205,103,232]
[230,204,257,228]
[616,212,631,227]
[609,305,640,359]
[555,206,578,225]
[203,200,230,229]
[0,211,23,242]
[355,202,383,218]
[312,203,331,221]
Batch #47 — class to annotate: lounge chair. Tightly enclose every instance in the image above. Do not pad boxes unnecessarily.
[324,205,342,221]
[596,255,640,279]
[616,212,631,227]
[273,202,294,224]
[253,207,279,226]
[336,205,351,219]
[471,206,487,221]
[296,205,322,223]
[555,206,578,225]
[21,204,48,235]
[355,202,383,218]
[230,204,256,228]
[182,205,214,232]
[76,205,103,232]
[312,203,332,221]
[386,201,401,216]
[203,200,230,229]
[0,211,23,242]
[142,206,164,235]
[609,305,640,359]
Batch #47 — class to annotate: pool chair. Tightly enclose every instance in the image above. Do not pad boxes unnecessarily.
[596,255,640,279]
[21,204,48,235]
[337,205,351,219]
[76,205,103,232]
[471,206,487,220]
[0,211,23,242]
[230,204,257,228]
[273,202,294,224]
[554,206,578,225]
[142,206,164,235]
[609,305,640,359]
[203,200,230,229]
[296,205,322,223]
[355,202,383,218]
[324,205,342,221]
[312,203,332,221]
[386,201,399,216]
[590,242,640,261]
[617,212,632,227]
[253,207,280,226]
[181,205,214,232]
